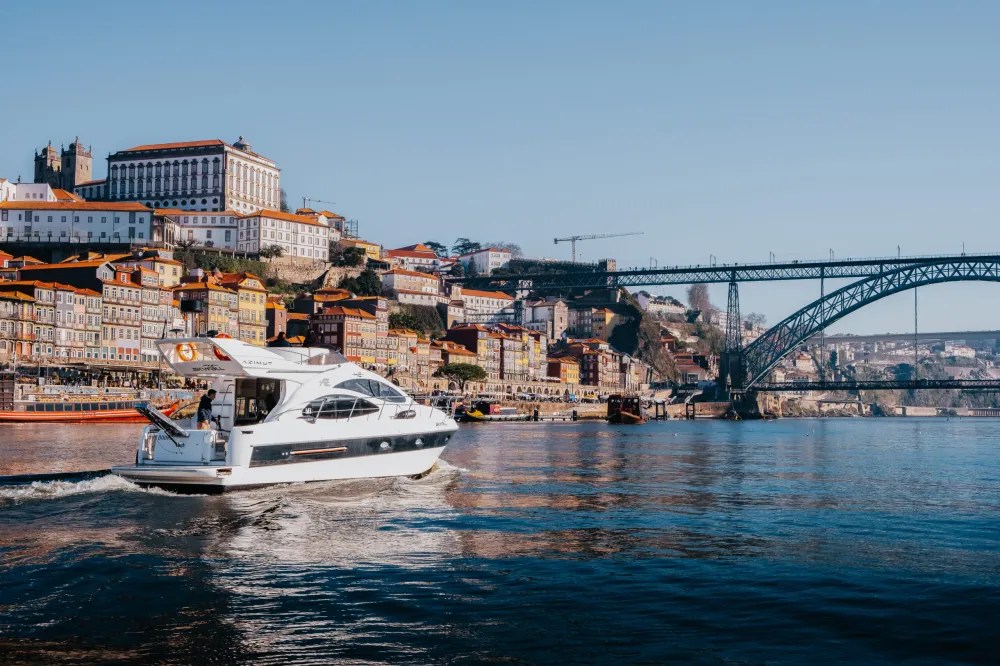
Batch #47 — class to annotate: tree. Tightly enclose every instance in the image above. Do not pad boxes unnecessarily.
[174,237,199,250]
[434,363,487,393]
[424,241,448,257]
[340,268,382,297]
[389,311,420,330]
[452,237,482,256]
[485,241,523,258]
[686,283,713,314]
[448,262,466,277]
[745,312,767,328]
[258,244,285,259]
[280,188,290,213]
[340,246,367,267]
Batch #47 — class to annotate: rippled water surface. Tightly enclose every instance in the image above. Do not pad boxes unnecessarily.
[1,419,998,664]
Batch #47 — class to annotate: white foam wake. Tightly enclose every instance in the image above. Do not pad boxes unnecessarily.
[0,474,173,505]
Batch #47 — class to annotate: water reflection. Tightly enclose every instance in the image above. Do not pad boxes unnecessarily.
[0,420,998,663]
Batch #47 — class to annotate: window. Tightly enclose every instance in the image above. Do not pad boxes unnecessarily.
[302,396,380,420]
[335,379,407,403]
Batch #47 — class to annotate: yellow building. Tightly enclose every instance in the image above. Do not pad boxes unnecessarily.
[173,280,238,337]
[337,238,382,262]
[219,272,268,346]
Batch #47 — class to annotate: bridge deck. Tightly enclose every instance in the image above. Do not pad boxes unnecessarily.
[460,253,1000,289]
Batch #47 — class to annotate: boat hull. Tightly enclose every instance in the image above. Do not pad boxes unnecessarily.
[0,402,179,424]
[112,443,448,493]
[608,410,646,425]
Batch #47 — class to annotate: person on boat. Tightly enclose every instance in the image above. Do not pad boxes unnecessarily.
[268,332,292,348]
[197,389,217,430]
[302,328,318,347]
[262,387,278,416]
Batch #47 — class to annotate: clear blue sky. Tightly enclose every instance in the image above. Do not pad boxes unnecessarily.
[3,1,999,333]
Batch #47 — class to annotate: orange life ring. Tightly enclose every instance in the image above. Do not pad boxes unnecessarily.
[214,346,232,361]
[215,333,232,338]
[176,343,196,362]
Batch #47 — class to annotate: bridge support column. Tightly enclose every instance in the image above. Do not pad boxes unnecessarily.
[720,280,746,391]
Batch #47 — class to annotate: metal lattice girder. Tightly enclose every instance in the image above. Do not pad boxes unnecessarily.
[752,379,1000,391]
[742,258,1000,388]
[456,253,1000,292]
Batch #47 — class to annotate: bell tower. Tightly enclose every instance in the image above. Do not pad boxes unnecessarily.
[33,141,62,187]
[61,136,92,190]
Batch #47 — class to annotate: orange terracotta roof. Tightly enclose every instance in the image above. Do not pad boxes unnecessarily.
[265,300,286,310]
[21,259,114,271]
[318,210,344,220]
[459,288,514,300]
[121,139,225,152]
[0,201,150,211]
[52,189,83,202]
[76,288,102,297]
[287,312,310,321]
[317,306,376,319]
[385,249,438,259]
[172,281,235,294]
[0,280,57,289]
[394,288,442,296]
[239,209,329,227]
[0,291,35,302]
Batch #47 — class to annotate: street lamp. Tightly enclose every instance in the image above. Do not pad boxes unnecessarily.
[709,254,716,266]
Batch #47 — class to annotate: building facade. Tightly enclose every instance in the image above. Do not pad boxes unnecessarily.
[0,201,153,244]
[103,137,280,214]
[237,209,330,261]
[34,138,93,191]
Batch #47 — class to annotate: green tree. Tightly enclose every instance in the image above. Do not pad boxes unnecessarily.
[448,262,466,277]
[452,237,481,256]
[342,268,383,297]
[389,311,420,330]
[424,241,448,257]
[258,244,285,259]
[280,188,290,213]
[434,363,487,393]
[485,241,523,258]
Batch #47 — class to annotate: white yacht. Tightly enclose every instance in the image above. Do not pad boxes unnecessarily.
[111,336,458,493]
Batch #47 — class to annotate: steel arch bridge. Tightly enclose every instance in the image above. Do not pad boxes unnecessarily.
[738,257,1000,389]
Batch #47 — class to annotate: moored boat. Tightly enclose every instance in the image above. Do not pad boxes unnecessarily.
[0,398,179,423]
[607,394,646,425]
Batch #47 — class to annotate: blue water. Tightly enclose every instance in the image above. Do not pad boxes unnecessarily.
[0,419,998,664]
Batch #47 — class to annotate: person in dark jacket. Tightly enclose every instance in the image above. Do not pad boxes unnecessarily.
[197,389,217,430]
[303,328,318,347]
[268,332,292,348]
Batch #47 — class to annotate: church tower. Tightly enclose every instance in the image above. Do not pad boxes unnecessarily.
[34,141,62,187]
[60,137,92,190]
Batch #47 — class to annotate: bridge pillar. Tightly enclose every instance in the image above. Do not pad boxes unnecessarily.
[720,280,746,390]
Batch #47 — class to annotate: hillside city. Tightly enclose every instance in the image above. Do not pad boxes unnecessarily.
[2,135,998,408]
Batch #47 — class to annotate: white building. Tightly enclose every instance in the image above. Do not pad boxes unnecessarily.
[0,201,153,244]
[74,179,107,200]
[103,137,280,214]
[452,286,515,319]
[636,292,686,316]
[236,209,330,261]
[459,247,512,275]
[384,243,440,272]
[159,209,239,250]
[0,178,14,202]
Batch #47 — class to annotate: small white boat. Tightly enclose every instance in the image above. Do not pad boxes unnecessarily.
[112,337,458,493]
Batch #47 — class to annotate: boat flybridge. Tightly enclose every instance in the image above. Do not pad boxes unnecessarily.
[111,337,458,493]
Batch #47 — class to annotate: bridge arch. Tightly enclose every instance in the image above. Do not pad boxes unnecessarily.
[741,258,1000,388]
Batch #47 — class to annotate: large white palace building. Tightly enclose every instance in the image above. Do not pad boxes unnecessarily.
[86,137,280,214]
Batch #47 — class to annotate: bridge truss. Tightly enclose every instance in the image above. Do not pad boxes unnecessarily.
[458,253,1000,291]
[741,257,1000,388]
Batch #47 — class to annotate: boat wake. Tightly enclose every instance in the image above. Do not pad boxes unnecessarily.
[0,472,173,505]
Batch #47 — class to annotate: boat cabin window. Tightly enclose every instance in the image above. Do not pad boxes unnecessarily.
[302,395,380,420]
[233,377,283,425]
[335,378,407,403]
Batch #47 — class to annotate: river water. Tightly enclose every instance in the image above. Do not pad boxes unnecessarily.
[0,419,997,664]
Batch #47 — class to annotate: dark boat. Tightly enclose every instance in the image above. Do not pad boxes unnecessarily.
[607,394,646,425]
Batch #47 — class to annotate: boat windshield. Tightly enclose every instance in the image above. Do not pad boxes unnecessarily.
[171,401,200,422]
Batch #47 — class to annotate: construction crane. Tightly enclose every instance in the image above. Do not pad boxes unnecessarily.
[553,232,644,262]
